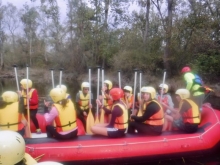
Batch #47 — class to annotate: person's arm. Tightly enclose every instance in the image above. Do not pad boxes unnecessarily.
[184,73,194,90]
[29,89,38,105]
[44,106,59,124]
[167,95,174,108]
[131,102,160,122]
[107,105,123,128]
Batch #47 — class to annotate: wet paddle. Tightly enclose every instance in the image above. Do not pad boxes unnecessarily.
[26,65,32,138]
[160,70,167,100]
[50,68,55,88]
[86,68,94,134]
[95,66,101,124]
[100,68,105,124]
[118,70,121,88]
[137,71,142,116]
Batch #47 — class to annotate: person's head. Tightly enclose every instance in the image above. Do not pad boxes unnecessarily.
[123,86,132,97]
[50,87,66,103]
[20,79,32,89]
[81,82,90,94]
[175,89,190,102]
[0,130,25,165]
[159,84,169,94]
[1,91,18,103]
[104,80,113,91]
[181,66,191,74]
[109,88,123,101]
[141,86,156,102]
[56,84,67,93]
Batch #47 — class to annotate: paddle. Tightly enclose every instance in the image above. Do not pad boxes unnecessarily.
[13,64,20,92]
[137,71,142,116]
[59,68,63,88]
[86,67,94,134]
[26,65,32,138]
[95,66,101,124]
[50,68,55,88]
[118,70,121,88]
[100,68,105,124]
[160,70,167,101]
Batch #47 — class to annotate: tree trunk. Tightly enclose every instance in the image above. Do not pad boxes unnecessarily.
[143,0,150,45]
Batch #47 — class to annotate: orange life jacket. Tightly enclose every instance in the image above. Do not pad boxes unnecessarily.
[143,100,164,126]
[113,102,128,129]
[180,99,200,124]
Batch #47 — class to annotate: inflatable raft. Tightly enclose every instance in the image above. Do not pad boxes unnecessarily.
[25,104,220,164]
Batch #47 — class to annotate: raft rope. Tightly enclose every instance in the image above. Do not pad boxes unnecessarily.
[26,104,220,150]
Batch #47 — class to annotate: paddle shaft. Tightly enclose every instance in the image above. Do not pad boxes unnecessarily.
[26,66,32,138]
[51,69,54,88]
[96,68,100,120]
[59,69,63,87]
[160,71,167,100]
[132,70,138,114]
[118,71,121,88]
[13,65,20,92]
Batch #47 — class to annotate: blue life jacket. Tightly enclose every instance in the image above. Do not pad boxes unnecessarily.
[193,74,203,86]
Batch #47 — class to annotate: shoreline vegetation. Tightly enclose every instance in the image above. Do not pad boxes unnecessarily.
[1,68,220,110]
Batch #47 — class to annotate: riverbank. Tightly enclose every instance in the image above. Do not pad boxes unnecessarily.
[1,68,220,109]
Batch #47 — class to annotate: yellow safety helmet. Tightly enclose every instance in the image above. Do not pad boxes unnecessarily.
[20,79,32,89]
[159,84,169,93]
[123,86,132,94]
[0,130,25,165]
[56,84,67,93]
[175,89,190,99]
[104,80,113,90]
[81,82,90,91]
[141,86,156,99]
[1,91,18,103]
[49,88,66,103]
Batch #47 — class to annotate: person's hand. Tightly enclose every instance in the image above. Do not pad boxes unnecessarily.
[96,99,102,106]
[17,91,22,97]
[89,103,93,109]
[83,111,88,116]
[44,100,50,107]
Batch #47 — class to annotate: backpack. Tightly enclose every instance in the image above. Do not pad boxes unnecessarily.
[193,74,203,86]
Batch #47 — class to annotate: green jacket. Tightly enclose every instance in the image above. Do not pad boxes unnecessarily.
[183,72,204,96]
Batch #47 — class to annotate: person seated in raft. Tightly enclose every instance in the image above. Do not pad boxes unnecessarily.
[156,84,174,115]
[18,79,41,134]
[0,91,28,137]
[156,84,174,131]
[161,89,201,133]
[0,130,37,165]
[127,87,164,135]
[44,87,78,140]
[97,80,113,123]
[75,82,93,130]
[121,86,134,118]
[44,84,72,113]
[91,88,128,138]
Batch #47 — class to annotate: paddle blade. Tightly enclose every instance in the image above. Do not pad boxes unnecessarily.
[86,109,94,134]
[137,109,142,117]
[94,115,100,124]
[100,109,105,124]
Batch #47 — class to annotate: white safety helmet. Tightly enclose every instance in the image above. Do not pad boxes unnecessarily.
[36,161,63,165]
[0,130,25,165]
[175,89,190,99]
[141,86,156,99]
[159,84,169,93]
[123,86,132,94]
[81,82,90,91]
[56,84,67,93]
